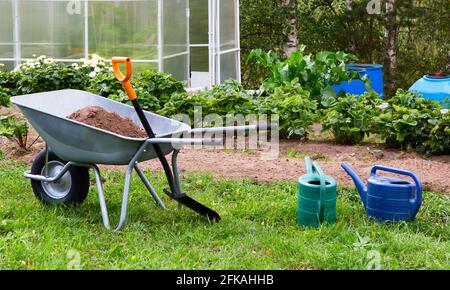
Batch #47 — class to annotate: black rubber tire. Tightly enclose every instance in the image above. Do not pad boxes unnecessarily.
[30,150,90,205]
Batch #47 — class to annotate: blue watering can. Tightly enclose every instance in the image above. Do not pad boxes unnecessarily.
[341,163,422,222]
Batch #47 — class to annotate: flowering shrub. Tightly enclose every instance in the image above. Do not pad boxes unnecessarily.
[14,56,84,94]
[11,55,113,96]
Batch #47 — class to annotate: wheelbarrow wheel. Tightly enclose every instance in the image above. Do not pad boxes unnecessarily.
[30,150,89,205]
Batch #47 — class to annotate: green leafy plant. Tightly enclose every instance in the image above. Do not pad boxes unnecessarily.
[88,71,125,99]
[0,87,11,107]
[0,115,29,149]
[422,109,450,155]
[0,70,18,91]
[257,82,318,139]
[375,89,443,152]
[137,71,185,103]
[322,91,382,144]
[160,92,208,122]
[90,69,186,112]
[14,55,112,95]
[161,80,257,125]
[247,46,366,103]
[201,80,257,117]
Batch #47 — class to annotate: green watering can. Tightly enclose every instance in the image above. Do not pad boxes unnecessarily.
[297,157,337,227]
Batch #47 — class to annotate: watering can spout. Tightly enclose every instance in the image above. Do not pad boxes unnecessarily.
[341,163,368,207]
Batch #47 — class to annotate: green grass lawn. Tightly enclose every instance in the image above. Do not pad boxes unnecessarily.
[0,160,448,270]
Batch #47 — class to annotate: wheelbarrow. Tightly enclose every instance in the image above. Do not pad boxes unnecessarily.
[11,57,275,231]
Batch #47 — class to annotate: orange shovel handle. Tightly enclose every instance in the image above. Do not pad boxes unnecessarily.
[112,57,137,101]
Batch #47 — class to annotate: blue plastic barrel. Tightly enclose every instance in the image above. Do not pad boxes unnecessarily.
[409,74,450,107]
[332,64,384,97]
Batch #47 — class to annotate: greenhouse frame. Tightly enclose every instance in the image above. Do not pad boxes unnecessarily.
[0,0,241,87]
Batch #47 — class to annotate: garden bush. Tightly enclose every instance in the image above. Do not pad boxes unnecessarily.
[160,92,208,123]
[322,91,382,144]
[247,46,367,104]
[13,55,111,95]
[87,71,126,99]
[89,68,186,112]
[0,87,11,107]
[422,109,450,155]
[375,89,444,153]
[0,69,18,91]
[161,80,257,125]
[257,82,318,139]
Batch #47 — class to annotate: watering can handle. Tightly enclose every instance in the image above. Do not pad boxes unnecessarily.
[112,57,137,101]
[304,156,313,175]
[371,166,422,214]
[312,161,326,222]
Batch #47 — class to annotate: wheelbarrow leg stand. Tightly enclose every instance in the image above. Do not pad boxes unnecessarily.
[171,149,183,209]
[134,164,165,209]
[90,141,166,231]
[90,161,134,231]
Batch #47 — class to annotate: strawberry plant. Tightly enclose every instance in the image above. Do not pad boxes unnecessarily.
[257,82,318,139]
[322,91,382,144]
[0,87,11,107]
[375,89,443,152]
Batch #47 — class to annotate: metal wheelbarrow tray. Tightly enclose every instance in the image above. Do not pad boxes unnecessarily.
[11,89,272,231]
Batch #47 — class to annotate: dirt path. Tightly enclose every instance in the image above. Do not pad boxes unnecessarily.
[136,141,450,194]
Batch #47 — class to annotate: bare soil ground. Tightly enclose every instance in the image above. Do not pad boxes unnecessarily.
[137,143,450,194]
[2,107,449,193]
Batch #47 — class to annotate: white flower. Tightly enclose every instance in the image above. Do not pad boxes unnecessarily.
[88,71,97,78]
[441,109,449,114]
[94,67,101,73]
[377,102,389,110]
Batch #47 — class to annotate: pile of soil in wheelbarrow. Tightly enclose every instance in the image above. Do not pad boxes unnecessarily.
[67,106,148,138]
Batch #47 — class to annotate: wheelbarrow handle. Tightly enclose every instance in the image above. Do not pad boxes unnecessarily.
[112,57,137,101]
[189,124,277,134]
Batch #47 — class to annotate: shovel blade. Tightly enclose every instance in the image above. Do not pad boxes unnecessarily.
[164,189,221,222]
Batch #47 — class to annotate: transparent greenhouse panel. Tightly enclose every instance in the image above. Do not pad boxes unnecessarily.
[19,0,84,59]
[89,0,158,59]
[0,0,13,58]
[189,0,208,44]
[132,62,158,74]
[219,52,238,83]
[219,0,237,51]
[163,0,189,57]
[163,55,189,82]
[190,46,209,72]
[0,62,15,72]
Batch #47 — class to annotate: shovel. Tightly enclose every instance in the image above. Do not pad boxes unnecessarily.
[112,57,221,222]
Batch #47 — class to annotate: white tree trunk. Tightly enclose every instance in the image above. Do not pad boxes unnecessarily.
[283,0,298,56]
[384,0,398,97]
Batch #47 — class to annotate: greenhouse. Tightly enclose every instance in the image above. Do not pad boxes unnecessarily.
[0,0,241,87]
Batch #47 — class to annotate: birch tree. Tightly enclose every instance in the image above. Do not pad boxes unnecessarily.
[284,0,298,56]
[384,0,398,97]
